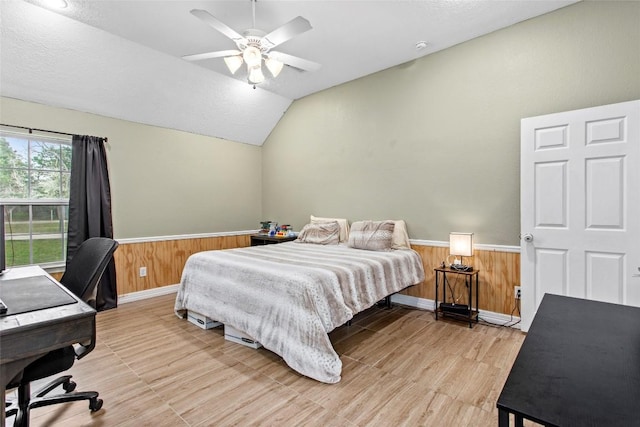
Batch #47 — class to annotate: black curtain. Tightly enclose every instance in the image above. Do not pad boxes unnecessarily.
[67,135,117,310]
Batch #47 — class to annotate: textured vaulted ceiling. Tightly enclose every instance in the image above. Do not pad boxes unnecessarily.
[1,0,578,146]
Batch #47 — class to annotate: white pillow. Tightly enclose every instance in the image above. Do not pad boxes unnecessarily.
[310,215,350,243]
[391,220,411,249]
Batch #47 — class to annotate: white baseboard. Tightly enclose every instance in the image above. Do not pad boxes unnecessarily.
[391,293,521,329]
[391,293,437,311]
[118,284,179,304]
[117,285,521,330]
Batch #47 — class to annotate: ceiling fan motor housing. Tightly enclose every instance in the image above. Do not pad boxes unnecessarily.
[239,29,270,52]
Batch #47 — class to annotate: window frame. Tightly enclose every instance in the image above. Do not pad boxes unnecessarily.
[1,129,72,269]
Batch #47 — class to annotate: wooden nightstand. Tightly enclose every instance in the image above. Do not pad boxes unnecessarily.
[250,234,297,246]
[434,267,479,328]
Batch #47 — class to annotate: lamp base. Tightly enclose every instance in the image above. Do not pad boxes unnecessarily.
[450,264,473,272]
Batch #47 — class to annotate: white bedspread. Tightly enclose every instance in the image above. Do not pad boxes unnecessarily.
[174,242,425,383]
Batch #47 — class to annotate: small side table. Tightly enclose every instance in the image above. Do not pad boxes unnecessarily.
[250,234,297,246]
[434,267,479,328]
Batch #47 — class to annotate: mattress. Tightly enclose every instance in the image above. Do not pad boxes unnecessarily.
[174,241,425,383]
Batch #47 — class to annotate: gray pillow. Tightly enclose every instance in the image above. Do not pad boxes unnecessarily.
[348,220,395,251]
[296,221,341,245]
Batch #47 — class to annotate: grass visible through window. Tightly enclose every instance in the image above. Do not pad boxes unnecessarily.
[8,221,67,234]
[4,239,66,266]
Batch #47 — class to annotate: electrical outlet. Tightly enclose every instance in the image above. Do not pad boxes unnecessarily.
[139,266,147,277]
[514,286,521,300]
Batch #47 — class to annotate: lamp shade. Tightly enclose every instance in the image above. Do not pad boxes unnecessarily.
[265,57,284,78]
[449,232,474,257]
[223,56,243,74]
[248,65,265,84]
[242,46,262,68]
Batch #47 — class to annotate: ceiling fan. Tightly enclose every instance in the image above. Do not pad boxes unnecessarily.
[183,0,321,87]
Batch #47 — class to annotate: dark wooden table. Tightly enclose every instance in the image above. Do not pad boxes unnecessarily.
[0,266,96,427]
[497,293,640,426]
[250,233,297,246]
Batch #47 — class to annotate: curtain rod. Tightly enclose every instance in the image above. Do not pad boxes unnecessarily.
[0,123,108,143]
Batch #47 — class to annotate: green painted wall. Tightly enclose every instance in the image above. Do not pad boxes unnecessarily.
[1,97,262,239]
[3,2,639,245]
[262,1,640,245]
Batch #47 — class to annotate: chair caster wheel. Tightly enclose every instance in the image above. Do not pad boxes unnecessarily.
[90,398,103,412]
[63,380,77,392]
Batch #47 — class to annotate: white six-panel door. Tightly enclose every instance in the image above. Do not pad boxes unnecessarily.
[520,100,640,332]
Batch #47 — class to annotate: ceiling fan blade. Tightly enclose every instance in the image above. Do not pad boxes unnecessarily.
[267,51,321,72]
[182,50,242,62]
[262,16,312,49]
[190,9,246,44]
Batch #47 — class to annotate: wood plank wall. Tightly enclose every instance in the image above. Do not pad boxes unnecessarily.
[406,245,520,315]
[113,235,251,295]
[80,235,519,315]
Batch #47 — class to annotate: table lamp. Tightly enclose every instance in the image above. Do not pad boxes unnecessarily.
[449,232,474,271]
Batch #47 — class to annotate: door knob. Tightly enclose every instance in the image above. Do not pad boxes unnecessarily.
[521,233,534,243]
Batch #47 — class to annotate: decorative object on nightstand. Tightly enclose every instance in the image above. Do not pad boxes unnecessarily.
[250,233,297,246]
[268,221,278,236]
[259,221,272,234]
[278,224,290,236]
[434,266,479,328]
[448,232,474,271]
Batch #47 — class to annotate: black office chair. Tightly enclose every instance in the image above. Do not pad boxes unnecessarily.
[5,237,118,427]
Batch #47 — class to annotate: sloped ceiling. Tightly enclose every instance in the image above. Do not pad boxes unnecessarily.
[0,0,578,146]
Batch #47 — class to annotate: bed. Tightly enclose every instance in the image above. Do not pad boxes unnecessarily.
[174,219,425,383]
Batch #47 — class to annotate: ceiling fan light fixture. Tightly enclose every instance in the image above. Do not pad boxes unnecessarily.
[247,65,265,84]
[223,55,243,74]
[242,46,262,68]
[265,57,284,78]
[186,7,319,87]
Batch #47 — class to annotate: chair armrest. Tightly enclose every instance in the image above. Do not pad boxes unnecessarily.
[73,317,96,360]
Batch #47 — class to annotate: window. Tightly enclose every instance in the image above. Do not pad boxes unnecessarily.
[1,130,72,268]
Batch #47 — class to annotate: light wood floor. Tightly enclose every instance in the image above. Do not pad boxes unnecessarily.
[7,294,526,426]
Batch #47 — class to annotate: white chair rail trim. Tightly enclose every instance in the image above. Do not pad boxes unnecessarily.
[116,230,259,244]
[115,233,520,253]
[409,239,520,253]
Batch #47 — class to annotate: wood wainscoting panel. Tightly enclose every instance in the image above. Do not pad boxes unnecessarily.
[49,271,63,281]
[109,236,518,315]
[113,234,251,295]
[404,245,520,316]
